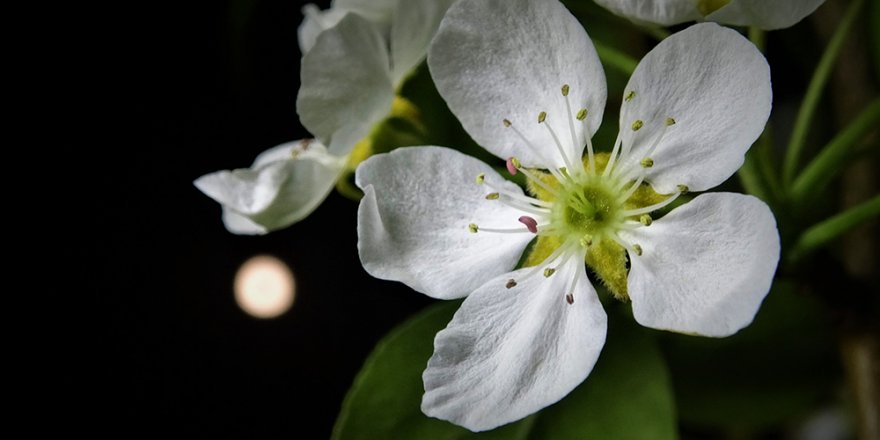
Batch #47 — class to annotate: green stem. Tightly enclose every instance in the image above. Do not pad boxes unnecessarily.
[782,0,864,187]
[640,25,670,41]
[335,174,363,202]
[790,98,880,205]
[737,153,771,202]
[748,27,765,52]
[593,41,638,75]
[788,195,880,263]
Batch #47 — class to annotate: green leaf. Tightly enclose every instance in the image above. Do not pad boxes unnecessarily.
[529,305,678,440]
[661,281,838,431]
[334,300,678,439]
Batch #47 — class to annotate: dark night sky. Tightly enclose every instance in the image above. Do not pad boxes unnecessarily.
[59,0,432,436]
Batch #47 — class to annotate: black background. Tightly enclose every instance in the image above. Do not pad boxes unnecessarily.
[59,0,432,436]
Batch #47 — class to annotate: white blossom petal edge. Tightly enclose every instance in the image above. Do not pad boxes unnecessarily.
[194,141,345,235]
[593,0,827,30]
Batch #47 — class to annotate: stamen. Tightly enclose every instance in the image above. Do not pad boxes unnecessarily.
[560,84,583,174]
[622,190,683,217]
[476,173,485,184]
[639,214,653,226]
[518,216,539,234]
[509,163,561,197]
[539,112,578,177]
[506,157,519,175]
[483,179,553,208]
[640,157,654,168]
[625,90,636,102]
[563,248,585,305]
[676,184,689,194]
[503,120,567,181]
[632,244,643,256]
[576,109,588,120]
[468,223,478,233]
[631,119,644,131]
[566,293,574,304]
[506,279,517,289]
[618,173,645,202]
[602,133,623,177]
[496,195,552,215]
[543,268,556,277]
[485,192,500,200]
[579,234,594,248]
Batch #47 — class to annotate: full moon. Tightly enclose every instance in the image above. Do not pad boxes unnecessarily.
[234,255,295,318]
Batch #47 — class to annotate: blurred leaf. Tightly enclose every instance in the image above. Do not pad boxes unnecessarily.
[334,300,678,439]
[661,280,839,431]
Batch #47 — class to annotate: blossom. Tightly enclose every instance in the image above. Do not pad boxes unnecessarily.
[593,0,827,30]
[195,0,455,234]
[356,0,780,431]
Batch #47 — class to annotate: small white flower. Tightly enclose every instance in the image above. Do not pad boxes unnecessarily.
[593,0,827,30]
[196,0,456,234]
[356,0,780,431]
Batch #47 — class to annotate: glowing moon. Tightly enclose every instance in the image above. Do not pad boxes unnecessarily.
[234,255,295,318]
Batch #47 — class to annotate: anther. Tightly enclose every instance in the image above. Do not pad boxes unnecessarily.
[576,109,588,120]
[538,111,547,123]
[639,214,653,226]
[676,184,689,194]
[518,216,538,234]
[485,192,500,200]
[475,173,485,184]
[640,157,654,168]
[561,84,570,96]
[632,244,643,256]
[625,91,636,102]
[506,279,517,289]
[565,293,574,304]
[468,223,478,233]
[506,157,520,175]
[666,117,676,126]
[543,268,556,277]
[579,234,594,248]
[502,119,512,127]
[631,119,644,131]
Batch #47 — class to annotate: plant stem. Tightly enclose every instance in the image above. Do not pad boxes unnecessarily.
[782,0,864,187]
[790,98,880,205]
[788,195,880,263]
[593,41,638,75]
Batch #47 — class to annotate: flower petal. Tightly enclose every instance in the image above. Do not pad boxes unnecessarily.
[592,0,701,26]
[615,23,771,194]
[422,252,607,431]
[389,0,458,86]
[622,193,780,337]
[297,13,394,156]
[297,4,349,55]
[356,146,535,299]
[194,141,346,235]
[706,0,827,30]
[428,0,606,168]
[334,0,397,27]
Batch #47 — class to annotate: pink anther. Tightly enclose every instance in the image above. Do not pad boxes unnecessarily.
[518,216,538,234]
[506,157,518,175]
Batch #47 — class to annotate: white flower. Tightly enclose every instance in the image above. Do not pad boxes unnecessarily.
[593,0,827,30]
[195,0,456,234]
[356,0,780,431]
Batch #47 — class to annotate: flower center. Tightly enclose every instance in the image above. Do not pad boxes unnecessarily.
[468,84,686,301]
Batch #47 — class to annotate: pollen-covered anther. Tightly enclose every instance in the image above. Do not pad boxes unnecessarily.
[631,119,644,131]
[666,117,676,126]
[505,279,517,289]
[518,216,538,233]
[538,111,547,123]
[640,157,654,168]
[543,268,556,277]
[565,293,574,304]
[576,108,588,121]
[625,90,636,102]
[475,173,485,184]
[502,118,512,127]
[468,223,478,233]
[485,192,500,200]
[677,184,689,194]
[561,84,570,96]
[632,244,643,256]
[639,214,653,226]
[506,157,520,175]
